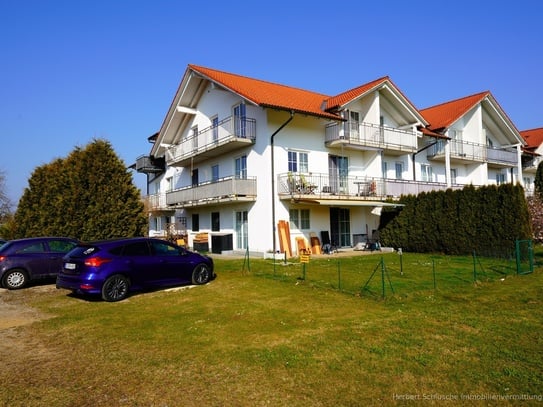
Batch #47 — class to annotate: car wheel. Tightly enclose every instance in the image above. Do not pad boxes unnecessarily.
[101,275,130,302]
[2,269,28,289]
[191,264,211,285]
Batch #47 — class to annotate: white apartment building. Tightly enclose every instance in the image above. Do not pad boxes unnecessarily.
[135,65,527,255]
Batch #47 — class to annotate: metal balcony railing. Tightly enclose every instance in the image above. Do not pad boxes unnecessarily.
[277,172,462,200]
[145,193,172,213]
[166,176,257,207]
[325,121,418,152]
[165,116,256,166]
[427,140,518,166]
[522,156,542,171]
[486,146,517,166]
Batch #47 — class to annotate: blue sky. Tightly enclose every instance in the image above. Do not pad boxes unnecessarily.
[1,0,542,205]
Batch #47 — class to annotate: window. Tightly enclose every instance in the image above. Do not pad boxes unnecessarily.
[450,168,457,185]
[289,209,310,230]
[211,212,220,232]
[122,242,151,256]
[300,209,310,229]
[421,164,433,182]
[395,162,403,180]
[382,161,388,179]
[192,125,198,150]
[151,241,180,256]
[166,177,173,191]
[153,216,162,232]
[233,103,246,137]
[18,242,45,254]
[235,211,248,249]
[235,155,247,179]
[450,129,463,155]
[212,165,219,182]
[48,240,77,253]
[192,214,200,232]
[288,151,308,173]
[329,155,348,193]
[192,168,199,186]
[345,110,360,139]
[496,173,506,185]
[212,116,219,142]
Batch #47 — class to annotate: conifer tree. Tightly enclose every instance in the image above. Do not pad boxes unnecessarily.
[14,139,147,240]
[535,162,543,197]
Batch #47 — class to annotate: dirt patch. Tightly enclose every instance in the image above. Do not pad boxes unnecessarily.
[0,285,54,328]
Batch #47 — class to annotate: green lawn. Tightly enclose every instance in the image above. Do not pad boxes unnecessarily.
[1,251,542,406]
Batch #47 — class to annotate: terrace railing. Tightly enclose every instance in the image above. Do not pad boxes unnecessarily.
[427,139,518,166]
[325,121,418,152]
[277,172,462,200]
[165,116,256,166]
[166,176,257,207]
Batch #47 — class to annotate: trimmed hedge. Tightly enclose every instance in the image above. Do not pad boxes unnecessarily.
[379,183,532,256]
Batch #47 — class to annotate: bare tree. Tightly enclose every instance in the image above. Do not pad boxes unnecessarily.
[0,169,12,221]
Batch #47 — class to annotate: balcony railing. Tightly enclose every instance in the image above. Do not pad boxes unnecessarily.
[522,156,542,172]
[166,176,257,207]
[486,146,517,167]
[325,121,418,153]
[166,116,256,167]
[427,140,518,167]
[145,193,173,213]
[277,172,462,201]
[135,155,165,174]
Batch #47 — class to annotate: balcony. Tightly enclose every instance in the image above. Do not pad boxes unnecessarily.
[166,116,256,167]
[166,176,257,208]
[325,121,418,155]
[486,146,518,168]
[427,140,518,167]
[135,155,165,174]
[277,172,462,202]
[522,156,541,173]
[145,193,174,214]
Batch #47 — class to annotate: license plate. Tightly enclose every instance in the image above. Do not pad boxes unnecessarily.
[64,262,76,270]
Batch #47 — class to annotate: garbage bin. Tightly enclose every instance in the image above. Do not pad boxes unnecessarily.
[211,233,233,254]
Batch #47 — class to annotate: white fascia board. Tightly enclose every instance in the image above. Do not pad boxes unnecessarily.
[381,83,428,126]
[484,97,525,145]
[176,106,198,114]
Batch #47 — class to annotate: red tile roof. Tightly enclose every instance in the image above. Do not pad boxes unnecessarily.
[189,64,340,120]
[324,76,390,111]
[420,91,489,131]
[521,127,543,149]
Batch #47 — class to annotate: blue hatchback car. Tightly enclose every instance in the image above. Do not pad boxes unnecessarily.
[0,237,79,289]
[56,237,215,302]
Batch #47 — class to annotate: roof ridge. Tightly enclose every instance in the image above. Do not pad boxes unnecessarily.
[520,127,543,133]
[189,64,330,98]
[334,75,390,95]
[421,90,489,111]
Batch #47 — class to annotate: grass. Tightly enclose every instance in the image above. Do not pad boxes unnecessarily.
[1,250,543,406]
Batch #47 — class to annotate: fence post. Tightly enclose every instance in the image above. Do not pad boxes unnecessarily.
[398,248,403,275]
[472,251,477,282]
[433,258,436,290]
[381,257,386,298]
[338,260,341,291]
